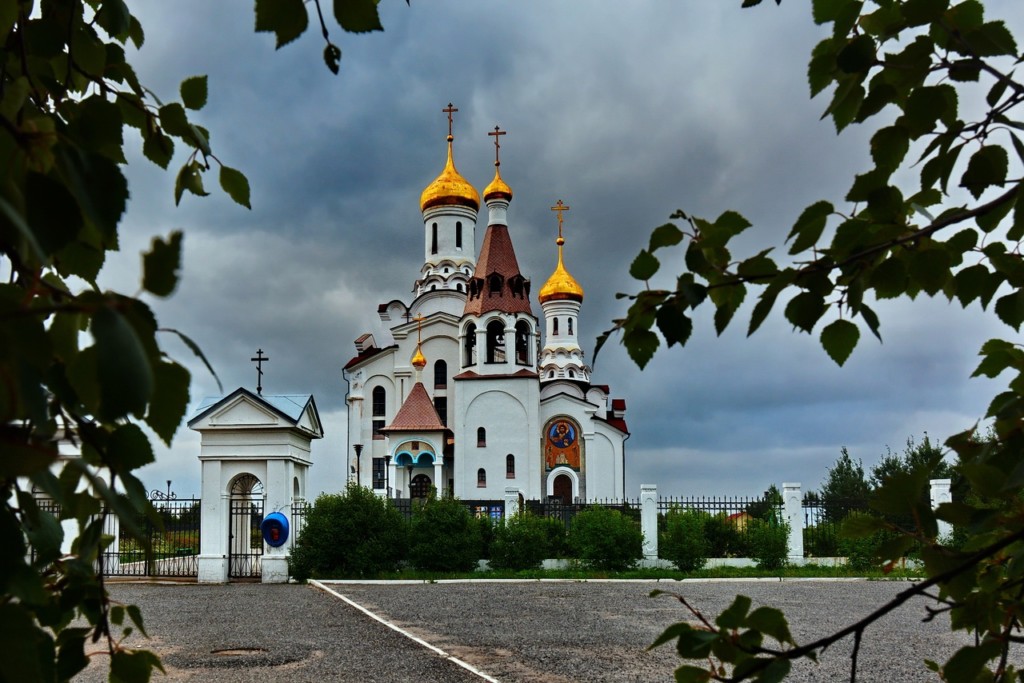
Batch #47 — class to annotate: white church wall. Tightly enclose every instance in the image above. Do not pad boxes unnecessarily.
[458,384,540,498]
[585,430,619,500]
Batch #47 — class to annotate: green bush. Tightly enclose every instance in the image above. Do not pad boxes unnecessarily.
[659,508,708,572]
[289,483,407,581]
[568,506,643,571]
[476,514,495,560]
[704,513,750,557]
[409,494,482,572]
[803,524,839,557]
[490,513,553,571]
[748,518,789,570]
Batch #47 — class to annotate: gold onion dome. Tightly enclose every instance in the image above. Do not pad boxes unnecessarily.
[420,135,480,212]
[411,343,427,369]
[483,165,513,203]
[539,235,584,303]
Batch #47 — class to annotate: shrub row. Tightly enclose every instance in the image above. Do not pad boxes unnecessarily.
[659,507,790,571]
[288,486,645,580]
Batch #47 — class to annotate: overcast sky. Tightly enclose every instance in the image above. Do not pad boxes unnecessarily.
[103,1,1023,500]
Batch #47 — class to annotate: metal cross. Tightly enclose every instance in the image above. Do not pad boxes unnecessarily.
[443,103,458,137]
[551,199,570,239]
[488,125,506,166]
[250,348,269,396]
[414,313,424,344]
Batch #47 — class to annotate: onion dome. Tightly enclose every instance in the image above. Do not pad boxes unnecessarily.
[420,135,480,212]
[410,342,427,370]
[539,234,584,303]
[483,165,513,203]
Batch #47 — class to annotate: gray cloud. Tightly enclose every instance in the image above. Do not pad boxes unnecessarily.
[102,1,1023,501]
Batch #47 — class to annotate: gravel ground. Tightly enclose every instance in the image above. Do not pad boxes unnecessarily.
[73,579,1021,682]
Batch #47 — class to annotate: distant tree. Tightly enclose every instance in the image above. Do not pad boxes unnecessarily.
[746,484,784,522]
[870,434,955,488]
[820,448,871,523]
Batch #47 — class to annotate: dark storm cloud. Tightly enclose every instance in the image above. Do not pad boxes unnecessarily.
[103,1,1022,499]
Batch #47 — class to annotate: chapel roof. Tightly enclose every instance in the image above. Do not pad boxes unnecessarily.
[420,135,480,213]
[381,382,449,433]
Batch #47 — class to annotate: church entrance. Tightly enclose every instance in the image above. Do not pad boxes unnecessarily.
[552,474,572,503]
[410,473,432,499]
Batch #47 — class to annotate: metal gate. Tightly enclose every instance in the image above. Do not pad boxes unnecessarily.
[103,493,202,578]
[228,498,263,579]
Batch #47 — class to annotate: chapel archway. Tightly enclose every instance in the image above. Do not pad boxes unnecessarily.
[410,473,432,500]
[228,473,264,579]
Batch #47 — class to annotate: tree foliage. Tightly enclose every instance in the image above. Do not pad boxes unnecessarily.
[619,0,1024,679]
[820,447,871,523]
[1,0,387,680]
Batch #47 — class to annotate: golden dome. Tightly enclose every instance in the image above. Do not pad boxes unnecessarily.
[420,135,480,213]
[411,342,427,369]
[539,236,584,303]
[483,165,513,202]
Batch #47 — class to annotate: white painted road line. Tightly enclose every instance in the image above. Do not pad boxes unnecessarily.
[310,579,501,683]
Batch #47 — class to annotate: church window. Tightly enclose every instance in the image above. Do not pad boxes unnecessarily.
[457,283,463,292]
[477,468,486,487]
[477,427,486,447]
[431,223,438,255]
[434,360,447,388]
[372,386,386,439]
[486,320,506,363]
[411,441,420,450]
[456,222,463,249]
[463,323,477,366]
[372,458,385,489]
[553,317,559,336]
[433,397,447,426]
[506,454,515,478]
[548,370,554,379]
[431,285,436,291]
[514,320,530,365]
[444,267,450,274]
[568,370,575,379]
[568,318,573,335]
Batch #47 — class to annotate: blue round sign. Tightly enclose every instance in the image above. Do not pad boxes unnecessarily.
[260,512,289,547]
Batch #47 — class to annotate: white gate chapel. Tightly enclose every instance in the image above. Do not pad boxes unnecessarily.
[188,388,323,583]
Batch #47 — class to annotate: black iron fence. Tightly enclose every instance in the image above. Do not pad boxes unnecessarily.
[524,497,641,531]
[802,495,871,557]
[658,495,784,558]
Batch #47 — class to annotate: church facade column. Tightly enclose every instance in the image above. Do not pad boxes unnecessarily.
[434,459,444,496]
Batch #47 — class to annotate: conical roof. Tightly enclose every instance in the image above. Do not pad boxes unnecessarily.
[382,383,447,432]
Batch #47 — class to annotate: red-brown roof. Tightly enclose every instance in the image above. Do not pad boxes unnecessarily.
[463,224,533,316]
[453,368,539,380]
[343,344,395,371]
[381,382,449,432]
[611,398,626,411]
[595,414,629,434]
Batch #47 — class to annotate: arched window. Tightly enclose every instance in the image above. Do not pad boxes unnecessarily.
[548,370,554,378]
[457,283,464,292]
[456,221,463,249]
[477,468,486,487]
[568,369,575,379]
[431,223,438,254]
[515,320,530,365]
[506,454,515,478]
[463,323,477,366]
[486,320,506,363]
[434,359,447,388]
[568,318,573,336]
[372,386,386,438]
[411,473,431,499]
[477,427,486,447]
[553,317,559,336]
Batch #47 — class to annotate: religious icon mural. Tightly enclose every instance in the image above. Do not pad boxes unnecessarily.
[544,417,581,470]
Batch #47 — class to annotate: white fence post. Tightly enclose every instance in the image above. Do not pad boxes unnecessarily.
[504,487,520,521]
[783,482,803,562]
[641,484,658,560]
[930,478,952,540]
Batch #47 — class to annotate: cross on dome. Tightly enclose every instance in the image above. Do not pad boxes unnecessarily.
[443,103,458,139]
[551,200,570,243]
[488,125,506,167]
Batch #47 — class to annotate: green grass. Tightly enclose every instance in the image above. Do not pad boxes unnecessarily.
[310,563,921,582]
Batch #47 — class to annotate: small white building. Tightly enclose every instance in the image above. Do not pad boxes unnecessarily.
[188,388,323,583]
[343,113,629,502]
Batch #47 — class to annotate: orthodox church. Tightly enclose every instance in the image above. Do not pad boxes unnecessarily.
[342,107,629,503]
